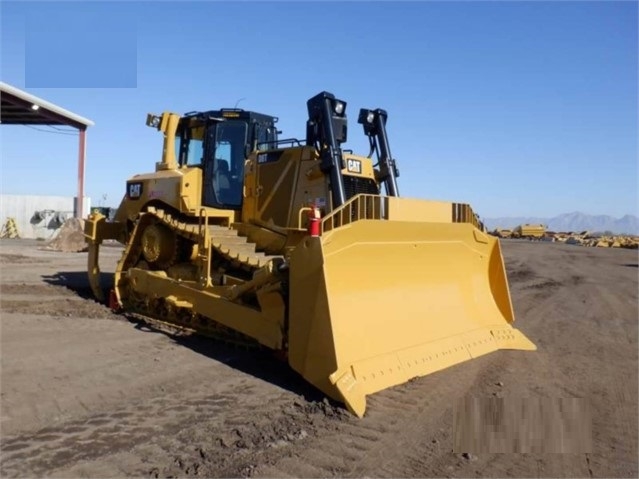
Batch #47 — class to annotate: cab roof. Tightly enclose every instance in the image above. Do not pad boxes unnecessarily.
[182,108,277,125]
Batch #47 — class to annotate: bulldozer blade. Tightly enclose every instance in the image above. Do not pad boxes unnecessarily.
[288,220,536,417]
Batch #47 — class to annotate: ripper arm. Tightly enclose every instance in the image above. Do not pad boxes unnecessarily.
[84,212,126,302]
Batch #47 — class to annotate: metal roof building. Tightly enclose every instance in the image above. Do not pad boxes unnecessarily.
[0,81,94,218]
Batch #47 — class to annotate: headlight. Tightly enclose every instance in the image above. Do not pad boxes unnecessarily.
[334,101,345,115]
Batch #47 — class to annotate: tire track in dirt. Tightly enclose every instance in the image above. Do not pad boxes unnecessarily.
[1,358,313,479]
[0,390,237,478]
[257,242,637,478]
[0,281,118,319]
[0,253,45,264]
[132,372,361,479]
[254,357,496,478]
[575,278,637,479]
[470,241,639,478]
[0,283,81,296]
[1,298,114,318]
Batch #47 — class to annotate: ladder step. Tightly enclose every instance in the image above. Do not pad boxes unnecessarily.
[229,244,258,252]
[210,236,247,244]
[208,226,240,236]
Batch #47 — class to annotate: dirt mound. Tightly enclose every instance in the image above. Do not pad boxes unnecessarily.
[43,218,88,253]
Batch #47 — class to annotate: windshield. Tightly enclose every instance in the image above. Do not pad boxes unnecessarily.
[207,121,247,207]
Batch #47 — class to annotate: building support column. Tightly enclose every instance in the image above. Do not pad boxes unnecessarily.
[76,128,86,218]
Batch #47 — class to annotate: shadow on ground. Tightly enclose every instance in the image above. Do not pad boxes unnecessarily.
[146,324,328,406]
[40,270,332,408]
[42,271,113,299]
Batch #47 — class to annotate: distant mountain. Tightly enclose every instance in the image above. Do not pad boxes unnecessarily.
[483,212,639,235]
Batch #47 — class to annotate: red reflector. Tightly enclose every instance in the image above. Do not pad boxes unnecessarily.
[108,289,120,311]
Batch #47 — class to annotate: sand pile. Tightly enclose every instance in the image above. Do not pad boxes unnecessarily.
[44,218,88,253]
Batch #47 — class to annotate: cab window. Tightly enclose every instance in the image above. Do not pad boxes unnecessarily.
[256,124,277,151]
[177,126,204,166]
[208,121,247,207]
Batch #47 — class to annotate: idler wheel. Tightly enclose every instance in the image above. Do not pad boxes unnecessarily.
[141,223,177,268]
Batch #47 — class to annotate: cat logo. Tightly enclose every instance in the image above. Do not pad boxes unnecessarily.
[346,159,362,174]
[127,182,143,199]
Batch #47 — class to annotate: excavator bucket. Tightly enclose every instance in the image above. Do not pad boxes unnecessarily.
[288,196,536,417]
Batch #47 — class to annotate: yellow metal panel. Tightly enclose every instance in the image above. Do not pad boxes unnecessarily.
[288,220,535,417]
[154,112,180,170]
[386,197,453,223]
[111,166,234,224]
[329,325,535,417]
[341,153,376,180]
[288,238,339,398]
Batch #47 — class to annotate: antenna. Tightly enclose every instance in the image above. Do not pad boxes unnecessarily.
[234,97,246,108]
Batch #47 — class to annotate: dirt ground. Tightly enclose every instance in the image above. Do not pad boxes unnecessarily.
[0,238,637,478]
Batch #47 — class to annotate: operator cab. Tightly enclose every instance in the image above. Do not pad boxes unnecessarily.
[176,109,278,210]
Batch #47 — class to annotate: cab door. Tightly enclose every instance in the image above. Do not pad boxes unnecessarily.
[202,121,248,210]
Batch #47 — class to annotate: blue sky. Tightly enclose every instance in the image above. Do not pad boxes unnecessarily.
[1,1,637,218]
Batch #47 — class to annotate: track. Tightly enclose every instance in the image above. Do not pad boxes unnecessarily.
[0,239,637,478]
[113,208,285,346]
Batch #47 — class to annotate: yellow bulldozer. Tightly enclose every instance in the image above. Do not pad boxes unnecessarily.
[84,91,536,417]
